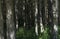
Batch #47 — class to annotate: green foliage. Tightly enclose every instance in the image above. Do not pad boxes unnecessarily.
[58,25,60,39]
[16,27,25,39]
[38,27,50,39]
[16,25,60,39]
[16,27,37,39]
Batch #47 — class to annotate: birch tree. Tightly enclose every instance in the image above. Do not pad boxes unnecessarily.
[37,0,44,36]
[35,0,39,36]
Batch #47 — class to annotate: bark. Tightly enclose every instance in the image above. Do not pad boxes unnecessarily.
[5,0,16,39]
[44,0,48,26]
[37,0,44,35]
[58,0,60,39]
[58,0,60,25]
[2,0,7,39]
[0,0,4,39]
[47,0,54,39]
[39,0,44,33]
[41,0,46,27]
[35,0,38,36]
[25,0,31,30]
[37,0,41,35]
[15,0,18,30]
[36,0,45,37]
[52,0,58,39]
[25,0,35,30]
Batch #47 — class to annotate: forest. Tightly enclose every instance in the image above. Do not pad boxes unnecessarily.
[0,0,60,39]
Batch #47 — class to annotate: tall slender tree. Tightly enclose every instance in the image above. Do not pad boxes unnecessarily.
[58,0,60,25]
[41,0,45,28]
[0,0,4,39]
[47,0,54,39]
[58,0,60,39]
[37,0,41,36]
[35,0,38,36]
[2,0,7,39]
[5,0,16,39]
[38,0,44,34]
[52,0,58,39]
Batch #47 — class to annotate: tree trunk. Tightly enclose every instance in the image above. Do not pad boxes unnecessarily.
[52,0,58,39]
[5,0,16,39]
[58,0,60,38]
[0,0,4,39]
[58,0,60,26]
[47,0,54,39]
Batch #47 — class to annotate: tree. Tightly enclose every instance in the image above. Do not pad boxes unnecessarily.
[47,0,58,39]
[47,0,54,39]
[5,0,16,39]
[0,0,4,39]
[58,0,60,26]
[58,0,60,39]
[52,0,58,39]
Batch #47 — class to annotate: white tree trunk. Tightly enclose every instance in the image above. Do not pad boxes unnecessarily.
[35,0,38,36]
[40,0,44,33]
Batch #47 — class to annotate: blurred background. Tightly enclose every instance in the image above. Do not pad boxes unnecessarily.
[0,0,60,39]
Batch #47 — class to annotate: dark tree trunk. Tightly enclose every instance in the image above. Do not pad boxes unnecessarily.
[25,0,31,30]
[25,0,35,30]
[2,0,7,39]
[37,0,41,35]
[0,0,4,39]
[47,0,54,39]
[41,0,45,27]
[58,0,60,25]
[58,0,60,38]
